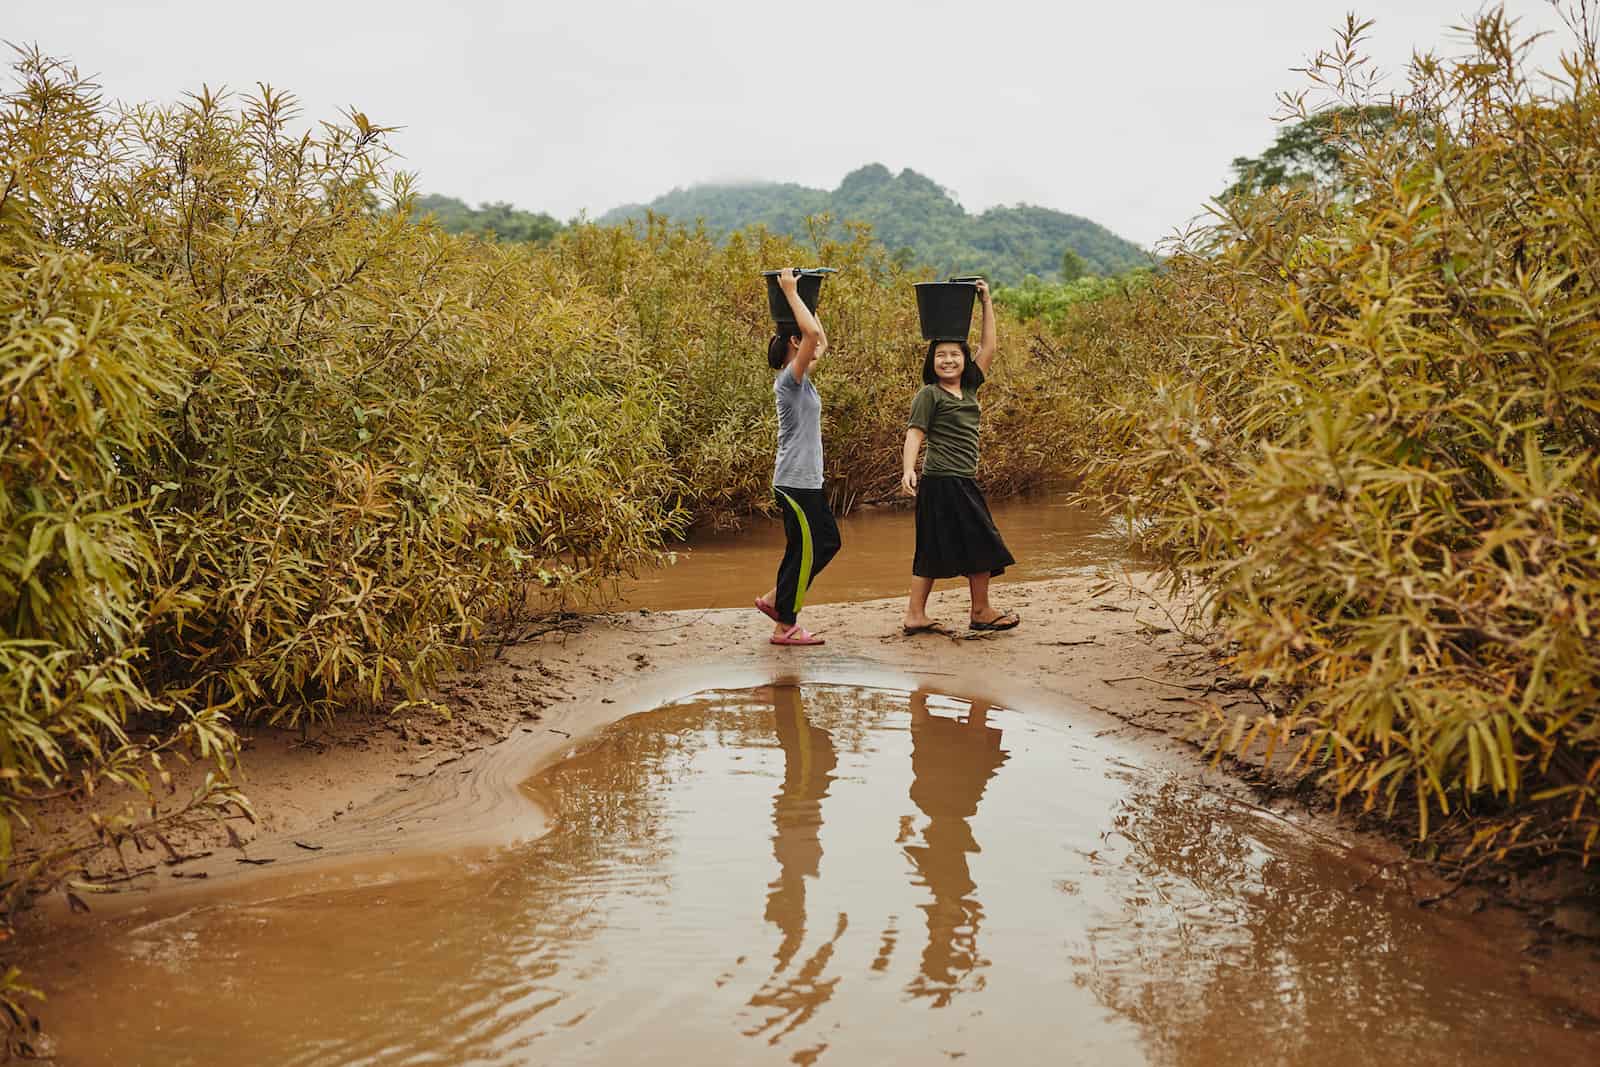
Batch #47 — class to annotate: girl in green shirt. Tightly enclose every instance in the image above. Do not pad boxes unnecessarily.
[900,280,1018,634]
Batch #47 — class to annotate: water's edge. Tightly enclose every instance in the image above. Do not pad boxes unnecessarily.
[27,651,1227,922]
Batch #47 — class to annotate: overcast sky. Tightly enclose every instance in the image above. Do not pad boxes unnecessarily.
[8,1,1578,247]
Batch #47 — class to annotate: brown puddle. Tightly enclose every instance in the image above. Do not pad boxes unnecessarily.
[22,685,1599,1066]
[614,496,1122,611]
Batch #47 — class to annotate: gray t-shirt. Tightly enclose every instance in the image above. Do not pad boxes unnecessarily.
[773,368,823,489]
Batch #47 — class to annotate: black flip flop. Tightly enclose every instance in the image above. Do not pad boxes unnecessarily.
[902,622,946,635]
[969,612,1020,632]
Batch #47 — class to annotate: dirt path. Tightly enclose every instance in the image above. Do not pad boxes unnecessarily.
[16,571,1600,1018]
[21,574,1212,892]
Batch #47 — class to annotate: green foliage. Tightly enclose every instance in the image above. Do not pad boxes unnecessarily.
[412,193,563,243]
[993,270,1155,325]
[1060,248,1087,282]
[1045,12,1600,865]
[599,164,1150,284]
[1225,103,1397,197]
[968,202,1147,282]
[611,181,831,242]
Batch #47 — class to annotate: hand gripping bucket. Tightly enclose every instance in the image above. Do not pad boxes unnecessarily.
[762,268,834,327]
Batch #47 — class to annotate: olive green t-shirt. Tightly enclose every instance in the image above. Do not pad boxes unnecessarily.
[907,365,985,477]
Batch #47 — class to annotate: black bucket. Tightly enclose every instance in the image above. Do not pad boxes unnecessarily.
[914,278,980,341]
[763,269,828,327]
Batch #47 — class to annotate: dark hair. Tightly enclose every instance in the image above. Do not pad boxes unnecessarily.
[922,340,980,387]
[767,330,800,370]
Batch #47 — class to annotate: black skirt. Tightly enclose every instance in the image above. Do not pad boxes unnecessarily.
[913,475,1016,579]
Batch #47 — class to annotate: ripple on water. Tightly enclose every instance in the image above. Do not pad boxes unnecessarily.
[26,685,1600,1066]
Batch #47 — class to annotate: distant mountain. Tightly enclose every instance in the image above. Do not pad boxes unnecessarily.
[414,194,563,243]
[599,164,1149,283]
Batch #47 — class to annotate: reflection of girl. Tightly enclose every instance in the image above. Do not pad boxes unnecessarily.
[746,686,845,1041]
[900,280,1018,634]
[764,686,838,965]
[756,269,842,647]
[903,691,1007,1004]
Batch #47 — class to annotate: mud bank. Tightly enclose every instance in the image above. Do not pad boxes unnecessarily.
[22,574,1207,896]
[16,572,1600,1025]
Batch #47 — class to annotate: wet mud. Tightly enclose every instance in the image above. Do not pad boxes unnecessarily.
[23,685,1600,1065]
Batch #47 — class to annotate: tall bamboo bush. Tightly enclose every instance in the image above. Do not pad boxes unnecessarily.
[0,41,1080,1005]
[0,46,694,961]
[1047,9,1600,864]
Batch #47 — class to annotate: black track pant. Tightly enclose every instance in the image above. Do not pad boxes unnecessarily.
[772,486,842,625]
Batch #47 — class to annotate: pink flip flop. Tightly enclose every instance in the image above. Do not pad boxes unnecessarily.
[755,596,782,623]
[770,625,825,646]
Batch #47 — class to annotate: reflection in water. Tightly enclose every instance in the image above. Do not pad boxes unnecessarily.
[903,691,1007,1006]
[744,687,1014,1060]
[745,687,844,1061]
[19,686,1600,1067]
[1074,777,1584,1067]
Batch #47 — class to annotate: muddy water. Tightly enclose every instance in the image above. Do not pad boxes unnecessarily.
[615,495,1122,611]
[26,685,1598,1066]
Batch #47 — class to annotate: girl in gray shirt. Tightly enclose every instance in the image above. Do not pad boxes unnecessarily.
[755,269,842,645]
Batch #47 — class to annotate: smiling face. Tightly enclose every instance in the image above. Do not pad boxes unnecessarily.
[932,342,966,383]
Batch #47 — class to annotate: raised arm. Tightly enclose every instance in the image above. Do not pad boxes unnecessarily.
[972,279,996,375]
[780,268,828,383]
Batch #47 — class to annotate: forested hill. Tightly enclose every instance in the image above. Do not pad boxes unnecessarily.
[412,194,563,243]
[598,164,1149,283]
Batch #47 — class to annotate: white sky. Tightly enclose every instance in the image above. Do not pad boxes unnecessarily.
[7,1,1578,247]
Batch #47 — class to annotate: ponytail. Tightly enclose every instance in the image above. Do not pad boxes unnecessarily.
[767,331,799,369]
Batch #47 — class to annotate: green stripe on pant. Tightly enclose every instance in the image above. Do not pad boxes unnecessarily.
[772,486,841,625]
[776,488,815,612]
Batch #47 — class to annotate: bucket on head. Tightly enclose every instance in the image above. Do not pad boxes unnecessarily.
[762,268,831,326]
[914,277,980,341]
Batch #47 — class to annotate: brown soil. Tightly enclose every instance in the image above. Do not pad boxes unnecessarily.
[14,572,1600,1011]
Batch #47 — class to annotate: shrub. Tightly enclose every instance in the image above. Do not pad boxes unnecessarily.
[1,49,692,952]
[0,45,1082,1012]
[1052,11,1600,864]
